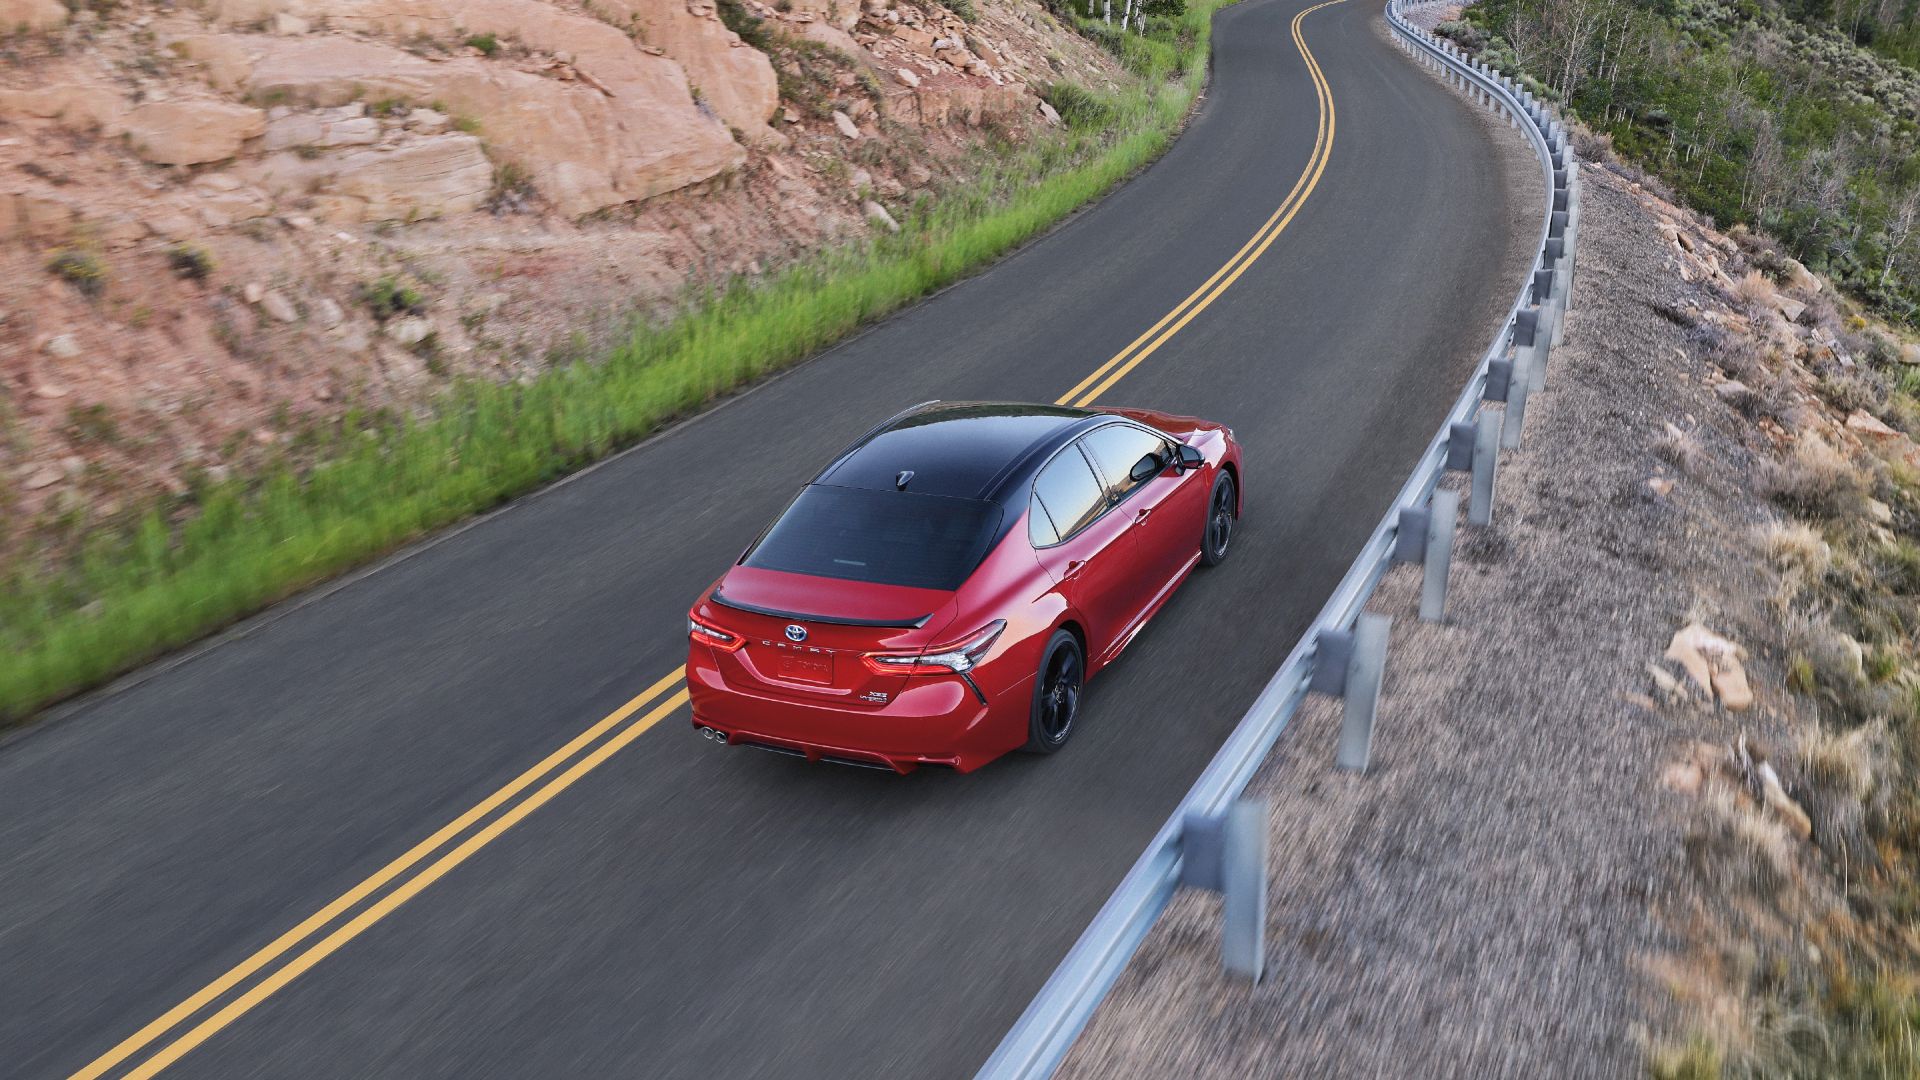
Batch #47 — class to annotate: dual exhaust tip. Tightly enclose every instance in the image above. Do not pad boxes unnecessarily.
[697,726,729,745]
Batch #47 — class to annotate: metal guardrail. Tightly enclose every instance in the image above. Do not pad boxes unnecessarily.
[977,5,1578,1077]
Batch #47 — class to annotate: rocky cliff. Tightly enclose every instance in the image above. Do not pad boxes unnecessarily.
[0,0,1127,530]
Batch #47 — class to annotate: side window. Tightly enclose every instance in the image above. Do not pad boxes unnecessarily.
[1030,446,1106,544]
[1079,423,1169,505]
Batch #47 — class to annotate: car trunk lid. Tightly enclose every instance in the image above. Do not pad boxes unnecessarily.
[701,567,957,703]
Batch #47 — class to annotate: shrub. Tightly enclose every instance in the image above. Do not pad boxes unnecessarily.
[359,275,426,320]
[64,403,119,445]
[1732,270,1780,315]
[715,0,774,50]
[488,161,535,213]
[1816,370,1887,415]
[1040,81,1118,131]
[1759,436,1872,519]
[166,244,214,280]
[1654,423,1705,475]
[1758,521,1832,588]
[463,31,498,56]
[46,249,106,297]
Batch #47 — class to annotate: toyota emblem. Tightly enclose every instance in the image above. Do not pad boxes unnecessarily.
[784,624,808,643]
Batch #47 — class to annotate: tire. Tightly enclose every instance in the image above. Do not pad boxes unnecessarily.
[1022,630,1084,753]
[1200,470,1237,567]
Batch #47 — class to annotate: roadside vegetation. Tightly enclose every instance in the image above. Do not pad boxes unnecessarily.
[0,0,1221,723]
[1598,125,1920,1080]
[1435,0,1920,326]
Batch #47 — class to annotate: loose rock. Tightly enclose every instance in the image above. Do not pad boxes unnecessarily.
[863,199,899,233]
[261,291,299,323]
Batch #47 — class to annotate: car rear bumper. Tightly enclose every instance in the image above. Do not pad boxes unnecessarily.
[687,649,1026,773]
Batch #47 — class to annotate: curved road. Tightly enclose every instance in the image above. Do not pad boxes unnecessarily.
[0,2,1533,1077]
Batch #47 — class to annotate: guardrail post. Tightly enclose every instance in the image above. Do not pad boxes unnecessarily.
[1420,488,1459,621]
[1180,799,1268,982]
[1335,613,1390,771]
[1531,267,1561,383]
[1470,407,1498,524]
[1501,367,1529,449]
[1485,356,1513,403]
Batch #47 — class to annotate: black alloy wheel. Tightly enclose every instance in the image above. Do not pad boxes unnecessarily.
[1201,471,1237,567]
[1024,630,1084,753]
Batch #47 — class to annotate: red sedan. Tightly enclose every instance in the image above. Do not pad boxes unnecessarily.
[686,401,1242,773]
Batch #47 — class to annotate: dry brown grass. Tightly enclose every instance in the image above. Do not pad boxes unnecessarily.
[1656,421,1707,475]
[1733,270,1780,314]
[1759,436,1873,520]
[1755,521,1831,603]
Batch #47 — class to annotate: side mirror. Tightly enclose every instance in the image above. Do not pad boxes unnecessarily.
[1128,454,1160,484]
[1176,443,1204,471]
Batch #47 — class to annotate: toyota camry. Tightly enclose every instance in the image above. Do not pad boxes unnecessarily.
[685,400,1242,773]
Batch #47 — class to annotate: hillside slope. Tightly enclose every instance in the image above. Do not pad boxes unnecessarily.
[0,0,1125,536]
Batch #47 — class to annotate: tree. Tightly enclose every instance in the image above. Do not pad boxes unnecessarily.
[1882,183,1920,287]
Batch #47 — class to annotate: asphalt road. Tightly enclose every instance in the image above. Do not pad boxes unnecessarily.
[0,2,1534,1077]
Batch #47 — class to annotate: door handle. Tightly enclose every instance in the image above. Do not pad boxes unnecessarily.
[1063,559,1085,579]
[1134,507,1153,523]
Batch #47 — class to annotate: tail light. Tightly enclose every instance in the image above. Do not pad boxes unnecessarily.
[688,614,745,652]
[863,621,1006,676]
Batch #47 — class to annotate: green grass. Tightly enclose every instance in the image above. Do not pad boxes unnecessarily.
[0,2,1226,723]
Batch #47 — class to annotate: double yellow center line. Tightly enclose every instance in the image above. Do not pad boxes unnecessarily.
[73,3,1344,1074]
[1058,0,1342,408]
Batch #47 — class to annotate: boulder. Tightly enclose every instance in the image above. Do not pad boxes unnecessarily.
[832,109,860,139]
[0,0,66,30]
[0,86,128,133]
[180,32,741,216]
[783,0,860,31]
[1902,342,1920,366]
[1782,257,1821,294]
[599,0,781,143]
[405,108,450,135]
[1845,409,1899,439]
[863,199,898,233]
[261,290,299,323]
[2,192,77,243]
[262,106,380,151]
[385,316,435,346]
[325,135,492,221]
[1664,623,1753,712]
[125,100,266,165]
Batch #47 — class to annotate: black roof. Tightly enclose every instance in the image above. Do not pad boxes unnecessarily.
[814,401,1107,505]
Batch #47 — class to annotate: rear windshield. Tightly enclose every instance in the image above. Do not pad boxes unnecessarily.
[743,485,1004,591]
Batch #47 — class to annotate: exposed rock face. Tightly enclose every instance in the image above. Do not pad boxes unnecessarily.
[0,86,127,133]
[124,101,267,165]
[0,0,66,30]
[600,0,782,145]
[180,32,742,215]
[325,136,493,221]
[0,0,1136,534]
[262,104,380,151]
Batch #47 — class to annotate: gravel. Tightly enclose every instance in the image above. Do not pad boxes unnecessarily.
[1058,75,1783,1080]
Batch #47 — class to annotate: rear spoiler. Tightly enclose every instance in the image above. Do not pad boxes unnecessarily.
[710,588,933,629]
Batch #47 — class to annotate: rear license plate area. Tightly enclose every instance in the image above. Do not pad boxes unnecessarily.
[775,651,834,684]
